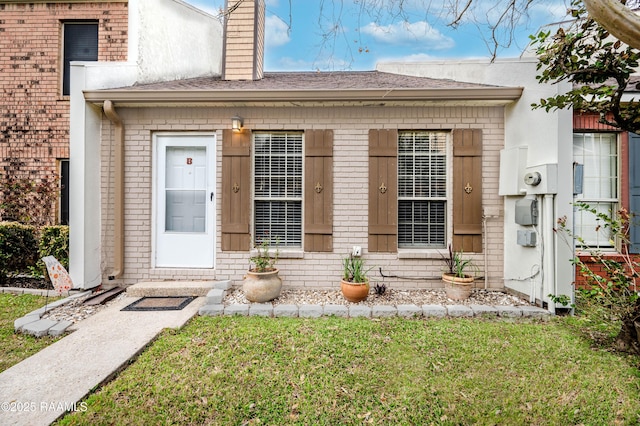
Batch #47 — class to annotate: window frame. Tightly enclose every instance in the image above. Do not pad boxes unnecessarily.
[573,131,620,250]
[252,131,304,248]
[61,21,99,97]
[397,130,449,249]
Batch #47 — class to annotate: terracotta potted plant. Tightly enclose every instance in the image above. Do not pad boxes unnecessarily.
[340,253,371,302]
[441,244,475,300]
[243,238,282,303]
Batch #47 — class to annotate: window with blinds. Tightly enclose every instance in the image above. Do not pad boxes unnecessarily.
[254,132,303,246]
[398,131,447,248]
[62,22,98,96]
[573,132,618,249]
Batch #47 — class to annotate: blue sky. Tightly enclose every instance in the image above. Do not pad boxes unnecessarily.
[187,0,570,71]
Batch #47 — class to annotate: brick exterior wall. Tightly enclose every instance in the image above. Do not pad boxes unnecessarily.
[574,252,640,291]
[100,105,506,291]
[0,1,128,222]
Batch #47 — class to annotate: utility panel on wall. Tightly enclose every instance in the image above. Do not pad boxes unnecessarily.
[515,198,538,226]
[517,230,537,247]
[498,146,528,196]
[524,163,558,195]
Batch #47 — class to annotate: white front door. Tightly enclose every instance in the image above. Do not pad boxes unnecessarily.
[154,134,215,268]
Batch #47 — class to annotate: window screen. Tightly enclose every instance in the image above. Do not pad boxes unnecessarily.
[254,132,303,246]
[398,131,447,248]
[63,22,98,96]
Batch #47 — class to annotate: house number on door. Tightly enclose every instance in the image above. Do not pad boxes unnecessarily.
[186,157,193,165]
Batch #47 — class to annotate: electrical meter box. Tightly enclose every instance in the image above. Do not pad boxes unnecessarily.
[517,230,537,247]
[515,198,538,226]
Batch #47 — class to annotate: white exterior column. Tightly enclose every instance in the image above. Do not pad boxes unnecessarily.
[69,64,102,289]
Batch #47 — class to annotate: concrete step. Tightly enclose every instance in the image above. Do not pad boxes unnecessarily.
[127,280,231,297]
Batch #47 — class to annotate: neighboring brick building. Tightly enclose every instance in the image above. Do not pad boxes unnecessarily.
[0,0,128,225]
[1,0,222,228]
[572,110,640,290]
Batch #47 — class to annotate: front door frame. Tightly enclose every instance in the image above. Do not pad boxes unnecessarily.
[152,132,216,269]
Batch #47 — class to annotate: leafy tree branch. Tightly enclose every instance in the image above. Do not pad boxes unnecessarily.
[531,0,640,133]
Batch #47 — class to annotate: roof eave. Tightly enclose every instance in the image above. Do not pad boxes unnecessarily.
[83,87,524,106]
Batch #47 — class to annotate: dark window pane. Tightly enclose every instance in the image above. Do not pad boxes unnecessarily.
[60,159,69,225]
[63,23,98,96]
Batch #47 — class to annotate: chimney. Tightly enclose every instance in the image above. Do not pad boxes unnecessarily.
[222,0,265,81]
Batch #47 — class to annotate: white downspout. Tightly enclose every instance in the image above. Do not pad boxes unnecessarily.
[103,100,124,279]
[483,213,488,290]
[543,194,556,313]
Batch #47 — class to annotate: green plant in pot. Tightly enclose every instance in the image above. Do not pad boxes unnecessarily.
[340,253,371,302]
[243,238,282,303]
[441,244,475,300]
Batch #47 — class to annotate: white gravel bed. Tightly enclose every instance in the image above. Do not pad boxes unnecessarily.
[224,288,531,307]
[41,293,126,324]
[38,288,531,325]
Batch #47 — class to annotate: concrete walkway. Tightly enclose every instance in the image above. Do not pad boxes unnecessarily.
[0,295,204,426]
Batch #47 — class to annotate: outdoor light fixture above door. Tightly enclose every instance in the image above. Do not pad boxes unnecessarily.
[231,116,243,131]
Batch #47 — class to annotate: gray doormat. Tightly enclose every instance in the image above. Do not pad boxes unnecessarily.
[121,296,195,311]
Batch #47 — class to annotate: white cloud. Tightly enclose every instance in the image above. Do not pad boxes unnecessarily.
[275,57,312,71]
[360,21,455,50]
[185,0,223,16]
[529,1,571,24]
[265,15,291,47]
[387,53,436,62]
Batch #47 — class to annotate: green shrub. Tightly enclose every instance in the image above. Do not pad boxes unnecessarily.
[0,222,38,283]
[557,203,640,354]
[38,225,69,270]
[0,223,68,283]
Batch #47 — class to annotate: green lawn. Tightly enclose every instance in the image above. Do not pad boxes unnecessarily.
[0,293,61,372]
[57,316,640,425]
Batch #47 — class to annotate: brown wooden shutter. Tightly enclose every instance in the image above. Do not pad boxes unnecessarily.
[368,129,398,252]
[222,129,251,251]
[452,129,483,253]
[304,130,333,252]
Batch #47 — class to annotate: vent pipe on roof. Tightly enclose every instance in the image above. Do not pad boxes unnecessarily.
[222,0,265,81]
[103,100,124,280]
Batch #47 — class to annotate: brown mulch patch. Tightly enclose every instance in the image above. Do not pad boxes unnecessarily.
[1,276,51,290]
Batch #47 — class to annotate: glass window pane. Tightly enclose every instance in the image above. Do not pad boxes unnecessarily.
[165,190,206,233]
[63,23,98,96]
[253,132,303,247]
[398,131,447,248]
[255,200,302,246]
[574,202,615,248]
[398,200,446,247]
[574,133,617,199]
[573,132,618,249]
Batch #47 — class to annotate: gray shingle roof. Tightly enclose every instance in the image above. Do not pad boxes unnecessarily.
[85,70,523,105]
[123,71,501,91]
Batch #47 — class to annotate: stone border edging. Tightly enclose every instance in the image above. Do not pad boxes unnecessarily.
[1,286,60,296]
[13,290,91,337]
[199,288,551,319]
[199,303,551,319]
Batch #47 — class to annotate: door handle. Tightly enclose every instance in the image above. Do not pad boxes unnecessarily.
[210,192,214,201]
